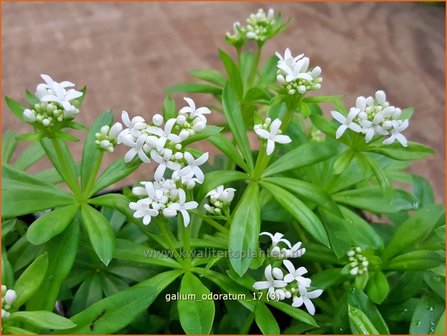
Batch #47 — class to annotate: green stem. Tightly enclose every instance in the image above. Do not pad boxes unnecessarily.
[248,46,262,87]
[253,142,271,180]
[240,314,254,334]
[182,225,192,266]
[51,138,80,194]
[196,213,229,234]
[159,221,184,265]
[85,152,103,197]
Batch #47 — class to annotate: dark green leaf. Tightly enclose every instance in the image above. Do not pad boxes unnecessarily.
[208,133,250,172]
[366,271,389,304]
[267,300,318,327]
[190,69,226,87]
[5,96,26,121]
[92,159,140,195]
[386,250,444,271]
[2,130,17,164]
[162,94,177,120]
[366,141,434,161]
[255,302,280,335]
[181,126,223,146]
[219,49,243,98]
[167,83,222,95]
[348,305,379,334]
[8,311,76,330]
[12,142,45,170]
[410,293,444,334]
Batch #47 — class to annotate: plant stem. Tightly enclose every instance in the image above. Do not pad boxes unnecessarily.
[85,152,103,197]
[182,225,192,267]
[51,138,80,195]
[248,46,262,87]
[253,142,271,180]
[159,220,184,265]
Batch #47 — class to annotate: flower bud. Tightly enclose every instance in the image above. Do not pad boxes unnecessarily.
[4,290,17,305]
[23,109,36,122]
[152,114,164,126]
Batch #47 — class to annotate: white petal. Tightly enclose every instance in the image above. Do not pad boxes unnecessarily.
[253,281,271,290]
[269,119,282,136]
[330,111,346,124]
[292,296,304,307]
[303,298,316,315]
[121,111,131,127]
[124,148,137,162]
[335,125,348,139]
[306,289,323,299]
[266,139,275,155]
[283,260,295,275]
[274,135,292,144]
[196,152,209,165]
[255,128,270,140]
[154,164,166,181]
[348,122,362,133]
[181,209,191,226]
[264,265,273,282]
[395,133,408,147]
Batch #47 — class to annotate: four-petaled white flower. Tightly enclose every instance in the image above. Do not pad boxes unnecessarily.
[254,118,292,155]
[383,119,409,147]
[147,118,181,151]
[179,97,211,120]
[331,108,362,139]
[129,199,159,225]
[178,152,209,183]
[151,149,182,181]
[163,189,198,226]
[283,260,311,287]
[253,265,287,297]
[292,285,323,316]
[123,133,151,163]
[260,232,291,248]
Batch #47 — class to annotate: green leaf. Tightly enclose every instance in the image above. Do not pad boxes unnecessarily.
[263,142,337,177]
[222,84,254,170]
[386,250,444,271]
[267,300,318,327]
[208,133,250,172]
[255,302,280,335]
[162,94,176,120]
[15,132,42,142]
[5,96,26,121]
[178,272,215,334]
[366,272,389,304]
[358,152,393,199]
[311,268,347,290]
[382,204,444,261]
[434,310,446,335]
[81,109,113,190]
[114,238,181,269]
[92,158,140,195]
[13,253,48,309]
[262,177,340,215]
[261,181,330,247]
[67,270,182,334]
[25,89,40,106]
[410,293,444,334]
[303,95,345,104]
[190,69,226,87]
[413,175,435,207]
[333,186,415,213]
[366,141,434,161]
[181,126,223,146]
[167,83,222,95]
[3,326,37,335]
[71,275,104,314]
[348,305,379,334]
[27,204,79,245]
[198,170,248,200]
[12,141,45,170]
[80,204,115,266]
[333,150,356,175]
[2,164,73,218]
[219,49,243,98]
[56,130,80,142]
[88,193,138,224]
[400,106,414,120]
[2,130,17,163]
[309,114,338,138]
[26,220,80,311]
[423,270,445,300]
[9,311,76,330]
[229,183,260,276]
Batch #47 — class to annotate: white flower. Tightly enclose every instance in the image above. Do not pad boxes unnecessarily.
[253,265,287,297]
[347,247,369,276]
[178,152,209,183]
[151,149,182,181]
[4,289,17,306]
[146,118,181,151]
[96,122,123,152]
[283,260,311,287]
[123,134,151,163]
[23,109,36,122]
[129,199,159,225]
[38,74,83,116]
[179,97,211,120]
[121,111,147,137]
[292,285,323,315]
[260,232,291,248]
[331,108,362,139]
[163,189,198,226]
[254,118,291,155]
[285,241,306,258]
[206,185,236,203]
[383,119,409,147]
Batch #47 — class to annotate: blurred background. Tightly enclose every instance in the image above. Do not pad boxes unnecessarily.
[2,1,445,202]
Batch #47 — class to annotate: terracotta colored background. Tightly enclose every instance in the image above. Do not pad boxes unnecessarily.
[2,1,445,202]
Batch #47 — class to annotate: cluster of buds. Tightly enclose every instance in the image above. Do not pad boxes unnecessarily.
[2,285,17,319]
[253,232,323,315]
[331,90,410,147]
[204,185,236,215]
[276,48,322,95]
[347,247,369,276]
[23,74,83,127]
[130,180,197,226]
[95,123,123,152]
[226,8,278,46]
[254,117,291,156]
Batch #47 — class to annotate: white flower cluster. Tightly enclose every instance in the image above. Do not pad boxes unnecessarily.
[253,232,323,315]
[23,74,83,126]
[95,123,123,152]
[226,8,275,44]
[114,97,210,226]
[2,285,17,319]
[276,48,322,95]
[254,118,291,156]
[347,247,369,276]
[204,185,236,215]
[331,90,410,147]
[130,181,197,226]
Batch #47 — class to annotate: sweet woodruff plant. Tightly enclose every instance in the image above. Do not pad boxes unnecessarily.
[2,7,445,335]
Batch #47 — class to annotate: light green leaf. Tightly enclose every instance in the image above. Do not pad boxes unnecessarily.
[348,305,379,334]
[267,300,318,327]
[190,69,226,87]
[27,204,79,245]
[2,130,18,164]
[13,253,48,309]
[162,94,176,120]
[80,204,115,266]
[366,272,389,305]
[13,142,45,170]
[261,181,330,247]
[208,133,251,172]
[386,250,444,271]
[92,159,140,195]
[366,141,434,161]
[178,272,215,334]
[167,83,222,95]
[410,294,444,334]
[81,109,113,190]
[222,84,254,170]
[263,142,337,177]
[255,302,280,335]
[229,183,260,276]
[219,49,243,98]
[181,126,223,146]
[9,311,75,330]
[5,96,26,121]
